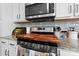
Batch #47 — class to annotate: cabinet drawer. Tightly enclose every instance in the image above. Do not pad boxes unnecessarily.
[60,49,79,56]
[0,39,8,43]
[9,40,17,46]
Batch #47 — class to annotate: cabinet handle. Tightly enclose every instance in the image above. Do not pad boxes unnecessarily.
[76,4,78,13]
[17,14,18,19]
[5,49,7,56]
[8,50,9,56]
[1,41,5,43]
[10,43,14,46]
[69,5,72,14]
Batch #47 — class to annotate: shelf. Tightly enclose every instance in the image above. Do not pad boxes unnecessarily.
[14,18,79,23]
[14,19,31,23]
[55,18,79,22]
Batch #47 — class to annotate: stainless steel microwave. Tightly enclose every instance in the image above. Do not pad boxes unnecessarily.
[25,3,55,21]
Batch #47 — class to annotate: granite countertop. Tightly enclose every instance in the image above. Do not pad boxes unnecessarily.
[1,35,79,53]
[59,46,79,53]
[16,33,62,44]
[59,37,79,53]
[0,35,17,41]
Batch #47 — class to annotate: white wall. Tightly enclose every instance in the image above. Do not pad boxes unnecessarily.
[15,21,79,32]
[0,3,16,37]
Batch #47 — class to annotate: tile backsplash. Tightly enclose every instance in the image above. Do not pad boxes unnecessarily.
[15,22,79,31]
[15,22,62,27]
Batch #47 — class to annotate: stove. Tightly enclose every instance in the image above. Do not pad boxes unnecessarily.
[17,26,60,56]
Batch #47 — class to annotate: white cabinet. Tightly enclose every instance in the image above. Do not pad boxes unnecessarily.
[19,4,25,20]
[0,4,2,20]
[0,38,17,56]
[8,40,17,56]
[0,40,1,56]
[0,39,8,56]
[55,3,79,19]
[8,44,17,56]
[13,3,25,21]
[0,3,26,22]
[55,3,74,19]
[60,49,79,56]
[56,3,69,17]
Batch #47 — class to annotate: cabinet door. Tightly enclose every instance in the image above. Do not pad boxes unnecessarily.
[60,49,79,56]
[8,40,17,56]
[13,3,25,21]
[0,4,2,20]
[19,3,25,20]
[74,3,79,16]
[12,3,19,21]
[0,41,1,56]
[0,39,8,56]
[55,3,73,19]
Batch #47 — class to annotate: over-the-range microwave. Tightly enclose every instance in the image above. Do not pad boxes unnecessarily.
[25,3,55,22]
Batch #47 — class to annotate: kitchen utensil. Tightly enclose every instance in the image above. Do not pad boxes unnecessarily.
[12,27,26,35]
[68,31,79,49]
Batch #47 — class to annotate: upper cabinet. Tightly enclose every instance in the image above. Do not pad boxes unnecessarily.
[13,3,29,22]
[55,3,74,19]
[13,3,25,22]
[0,4,2,20]
[56,3,69,17]
[19,4,25,20]
[55,3,79,20]
[1,3,79,22]
[0,4,13,21]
